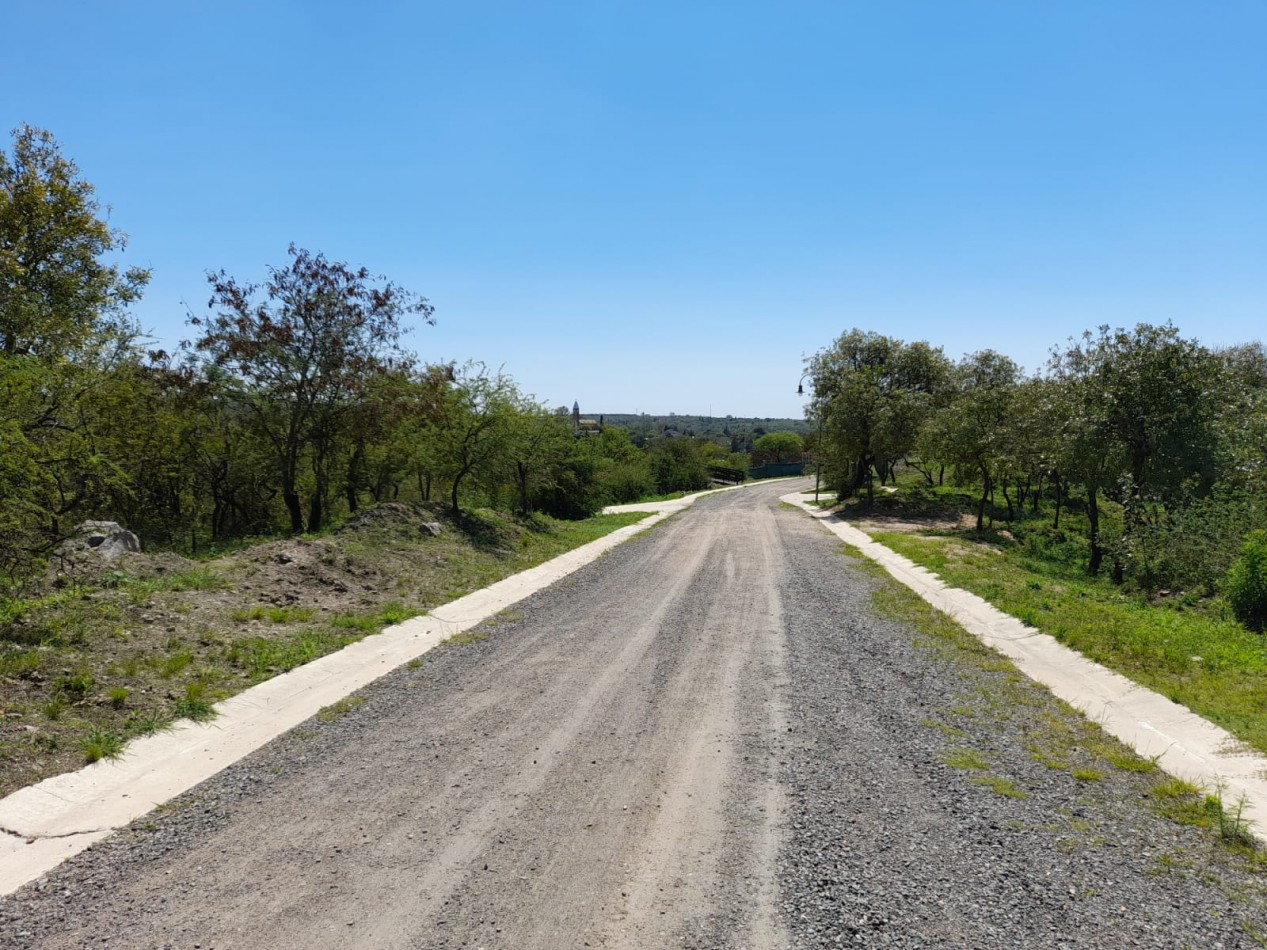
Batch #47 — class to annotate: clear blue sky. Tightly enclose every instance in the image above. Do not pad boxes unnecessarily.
[4,1,1265,417]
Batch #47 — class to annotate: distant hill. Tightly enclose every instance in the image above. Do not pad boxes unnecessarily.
[595,413,812,451]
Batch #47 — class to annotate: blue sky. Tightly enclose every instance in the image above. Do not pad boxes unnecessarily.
[4,1,1265,417]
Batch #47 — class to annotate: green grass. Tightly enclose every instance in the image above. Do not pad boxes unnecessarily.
[80,725,125,763]
[330,601,419,632]
[942,748,990,770]
[871,531,1267,756]
[445,630,489,647]
[230,605,316,624]
[173,682,217,722]
[969,774,1030,799]
[226,631,363,682]
[317,694,365,722]
[115,567,230,603]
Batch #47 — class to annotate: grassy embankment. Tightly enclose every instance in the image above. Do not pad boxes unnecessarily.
[0,505,649,795]
[833,477,1267,757]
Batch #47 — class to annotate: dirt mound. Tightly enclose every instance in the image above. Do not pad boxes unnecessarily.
[336,502,446,538]
[240,538,385,606]
[47,547,197,590]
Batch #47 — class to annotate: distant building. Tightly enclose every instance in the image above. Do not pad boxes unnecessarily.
[572,401,601,435]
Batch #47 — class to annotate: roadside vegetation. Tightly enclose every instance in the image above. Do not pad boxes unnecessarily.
[0,503,647,795]
[865,555,1264,870]
[0,124,794,596]
[804,325,1267,752]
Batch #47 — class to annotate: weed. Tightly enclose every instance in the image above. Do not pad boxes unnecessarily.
[55,670,93,698]
[1101,749,1159,773]
[42,695,68,721]
[157,649,193,679]
[317,695,365,722]
[921,718,968,739]
[969,774,1029,799]
[125,709,171,737]
[107,686,129,709]
[227,630,360,681]
[406,658,425,671]
[173,683,216,722]
[231,605,315,624]
[0,649,41,678]
[942,748,990,770]
[80,726,124,763]
[1072,767,1104,782]
[445,630,488,647]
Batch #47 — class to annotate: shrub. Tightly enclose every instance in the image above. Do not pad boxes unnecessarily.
[1225,530,1267,633]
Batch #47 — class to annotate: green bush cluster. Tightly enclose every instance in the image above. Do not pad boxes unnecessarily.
[1225,531,1267,633]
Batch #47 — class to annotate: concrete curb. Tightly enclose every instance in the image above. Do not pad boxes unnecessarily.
[784,492,1267,847]
[0,506,691,895]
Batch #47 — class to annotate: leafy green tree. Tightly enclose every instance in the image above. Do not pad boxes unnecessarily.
[920,350,1022,530]
[1,125,149,359]
[807,330,950,500]
[0,126,150,583]
[189,245,433,532]
[1048,324,1223,577]
[425,363,516,514]
[503,396,573,515]
[751,431,804,464]
[647,438,710,494]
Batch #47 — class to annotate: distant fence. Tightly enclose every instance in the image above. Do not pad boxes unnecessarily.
[747,461,807,480]
[708,465,747,485]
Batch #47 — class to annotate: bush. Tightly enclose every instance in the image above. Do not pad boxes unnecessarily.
[599,461,657,505]
[648,440,709,494]
[1225,530,1267,633]
[1126,494,1255,595]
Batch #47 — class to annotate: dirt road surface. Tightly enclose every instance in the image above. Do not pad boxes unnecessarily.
[3,479,1266,948]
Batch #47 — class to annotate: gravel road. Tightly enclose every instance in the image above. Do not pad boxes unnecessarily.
[2,479,1265,948]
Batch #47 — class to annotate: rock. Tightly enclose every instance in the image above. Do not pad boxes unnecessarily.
[420,522,442,538]
[56,521,141,561]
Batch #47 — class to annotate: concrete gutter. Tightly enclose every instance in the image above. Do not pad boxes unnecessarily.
[0,479,791,896]
[784,492,1267,846]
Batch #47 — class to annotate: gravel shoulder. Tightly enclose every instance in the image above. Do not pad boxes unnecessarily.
[1,481,1265,948]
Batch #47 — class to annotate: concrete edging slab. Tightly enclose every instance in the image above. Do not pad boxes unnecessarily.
[784,492,1267,846]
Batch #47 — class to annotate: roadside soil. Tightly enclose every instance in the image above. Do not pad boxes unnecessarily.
[0,504,644,796]
[1,479,1265,948]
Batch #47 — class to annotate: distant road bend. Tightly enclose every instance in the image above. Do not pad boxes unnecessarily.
[3,478,1265,948]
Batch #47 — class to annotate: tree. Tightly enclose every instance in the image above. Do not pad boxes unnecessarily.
[189,245,433,532]
[425,363,516,514]
[751,431,804,464]
[807,330,950,501]
[1,125,149,359]
[0,126,150,583]
[1048,324,1223,577]
[503,398,573,516]
[920,351,1022,530]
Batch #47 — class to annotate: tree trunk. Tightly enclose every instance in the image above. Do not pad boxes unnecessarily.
[345,441,365,512]
[516,461,531,516]
[1087,485,1102,575]
[1002,479,1014,525]
[1052,474,1063,530]
[282,483,303,533]
[976,470,990,532]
